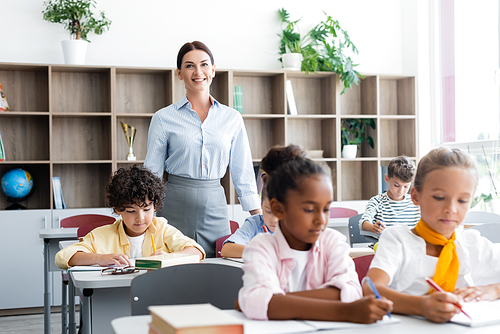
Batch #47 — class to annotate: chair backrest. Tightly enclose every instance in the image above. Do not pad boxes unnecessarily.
[60,214,115,238]
[130,263,244,315]
[230,220,239,234]
[463,211,500,225]
[216,234,232,258]
[330,207,358,219]
[468,223,500,243]
[353,254,375,284]
[348,214,367,247]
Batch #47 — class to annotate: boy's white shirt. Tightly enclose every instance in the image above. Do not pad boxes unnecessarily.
[127,233,146,259]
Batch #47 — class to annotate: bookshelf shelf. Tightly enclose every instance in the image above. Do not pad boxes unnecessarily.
[0,62,417,208]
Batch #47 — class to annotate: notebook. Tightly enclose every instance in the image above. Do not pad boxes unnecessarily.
[451,300,500,327]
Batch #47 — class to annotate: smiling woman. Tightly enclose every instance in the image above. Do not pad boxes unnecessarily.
[144,41,261,257]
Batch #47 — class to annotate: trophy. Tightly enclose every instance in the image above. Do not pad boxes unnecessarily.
[121,122,137,161]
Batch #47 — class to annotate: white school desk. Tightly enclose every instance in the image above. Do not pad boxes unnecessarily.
[38,228,78,334]
[69,258,243,334]
[110,314,500,334]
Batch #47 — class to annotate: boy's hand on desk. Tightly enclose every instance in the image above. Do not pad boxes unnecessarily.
[345,296,393,324]
[97,253,132,267]
[150,250,167,256]
[371,221,385,233]
[421,292,460,323]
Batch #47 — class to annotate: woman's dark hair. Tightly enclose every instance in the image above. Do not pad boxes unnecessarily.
[261,144,327,204]
[106,165,165,213]
[177,41,214,69]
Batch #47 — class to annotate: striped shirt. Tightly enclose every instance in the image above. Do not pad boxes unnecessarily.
[144,95,260,211]
[359,192,420,229]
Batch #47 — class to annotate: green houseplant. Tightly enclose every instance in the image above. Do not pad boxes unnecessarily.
[42,0,111,64]
[341,118,376,158]
[278,8,362,94]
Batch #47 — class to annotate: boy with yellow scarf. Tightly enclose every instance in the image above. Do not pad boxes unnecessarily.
[363,147,500,323]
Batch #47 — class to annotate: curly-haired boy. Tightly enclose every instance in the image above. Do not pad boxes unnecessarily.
[56,165,205,269]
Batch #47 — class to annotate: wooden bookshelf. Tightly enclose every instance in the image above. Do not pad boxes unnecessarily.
[0,63,417,209]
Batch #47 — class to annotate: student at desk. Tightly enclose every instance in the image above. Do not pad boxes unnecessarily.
[364,148,500,323]
[55,165,205,270]
[238,145,392,323]
[360,156,420,236]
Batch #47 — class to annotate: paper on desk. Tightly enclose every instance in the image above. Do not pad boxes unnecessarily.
[304,315,400,330]
[451,300,500,327]
[224,310,313,334]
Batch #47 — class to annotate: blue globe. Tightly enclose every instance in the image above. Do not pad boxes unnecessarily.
[1,168,33,199]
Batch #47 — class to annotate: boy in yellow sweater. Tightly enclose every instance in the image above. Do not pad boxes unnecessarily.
[56,165,205,270]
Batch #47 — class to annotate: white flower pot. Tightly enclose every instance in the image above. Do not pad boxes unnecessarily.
[282,53,302,71]
[490,198,500,214]
[342,145,358,159]
[61,40,88,65]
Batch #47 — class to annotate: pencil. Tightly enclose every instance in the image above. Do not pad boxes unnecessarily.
[151,235,156,253]
[425,277,472,320]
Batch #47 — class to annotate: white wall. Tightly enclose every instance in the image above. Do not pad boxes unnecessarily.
[0,0,416,75]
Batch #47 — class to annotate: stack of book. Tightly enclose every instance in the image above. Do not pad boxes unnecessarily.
[233,86,244,113]
[148,304,244,334]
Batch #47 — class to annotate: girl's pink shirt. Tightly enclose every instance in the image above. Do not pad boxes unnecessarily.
[238,224,362,320]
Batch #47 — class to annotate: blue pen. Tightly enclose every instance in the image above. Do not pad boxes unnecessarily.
[362,277,391,318]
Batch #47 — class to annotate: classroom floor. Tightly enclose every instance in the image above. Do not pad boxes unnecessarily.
[0,311,78,334]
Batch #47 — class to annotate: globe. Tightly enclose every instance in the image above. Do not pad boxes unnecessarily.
[1,168,34,200]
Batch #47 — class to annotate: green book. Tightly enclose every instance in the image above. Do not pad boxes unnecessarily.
[134,253,199,270]
[233,86,244,113]
[0,131,4,161]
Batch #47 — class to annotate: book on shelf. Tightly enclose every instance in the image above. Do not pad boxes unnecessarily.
[148,303,244,334]
[380,165,389,194]
[0,131,5,161]
[233,85,244,113]
[286,80,298,115]
[52,177,66,209]
[0,83,10,112]
[134,252,199,270]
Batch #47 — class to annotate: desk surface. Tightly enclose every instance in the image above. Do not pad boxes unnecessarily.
[70,258,243,290]
[111,314,500,334]
[327,217,348,228]
[39,227,78,239]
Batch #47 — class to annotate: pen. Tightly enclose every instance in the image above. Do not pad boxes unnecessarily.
[425,277,472,320]
[151,235,156,254]
[263,225,269,233]
[362,277,391,318]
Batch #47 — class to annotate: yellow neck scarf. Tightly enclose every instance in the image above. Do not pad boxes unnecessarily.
[415,219,459,293]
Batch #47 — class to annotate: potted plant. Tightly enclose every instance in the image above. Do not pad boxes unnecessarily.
[42,0,111,64]
[277,8,302,70]
[277,8,362,94]
[341,118,376,158]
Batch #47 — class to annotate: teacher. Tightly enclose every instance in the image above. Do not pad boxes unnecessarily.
[144,41,261,257]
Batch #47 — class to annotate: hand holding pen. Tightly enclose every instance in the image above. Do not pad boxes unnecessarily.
[362,277,392,318]
[372,220,386,233]
[425,277,472,320]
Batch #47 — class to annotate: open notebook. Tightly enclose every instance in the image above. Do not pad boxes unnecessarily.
[451,300,500,327]
[225,310,400,334]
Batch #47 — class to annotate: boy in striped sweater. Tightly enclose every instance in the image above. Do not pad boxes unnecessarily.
[360,156,420,236]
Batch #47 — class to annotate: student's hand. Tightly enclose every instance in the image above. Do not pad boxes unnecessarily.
[455,285,495,302]
[150,250,167,256]
[345,296,393,324]
[97,253,132,267]
[371,221,386,233]
[421,292,461,323]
